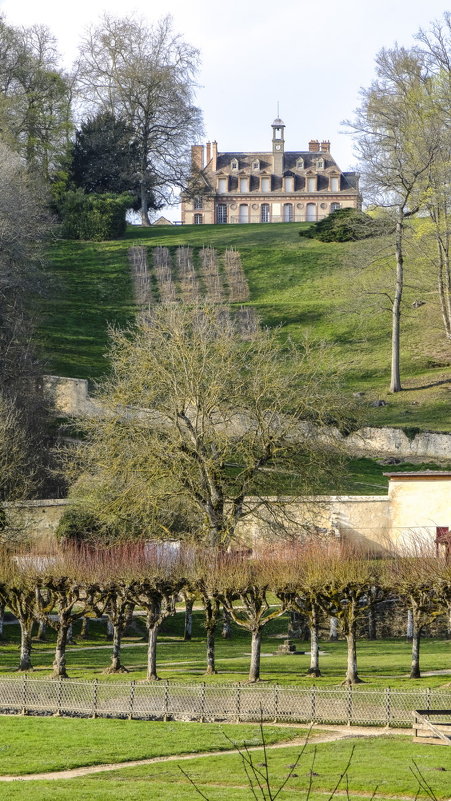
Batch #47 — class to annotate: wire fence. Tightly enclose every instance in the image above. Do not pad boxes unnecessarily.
[0,677,450,728]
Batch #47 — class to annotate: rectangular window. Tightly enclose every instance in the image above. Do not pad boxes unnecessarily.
[307,177,316,192]
[193,196,203,209]
[239,177,249,193]
[330,177,339,192]
[285,177,294,192]
[218,178,227,193]
[261,177,271,192]
[216,204,227,224]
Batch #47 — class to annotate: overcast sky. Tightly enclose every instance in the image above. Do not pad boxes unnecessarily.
[1,0,449,218]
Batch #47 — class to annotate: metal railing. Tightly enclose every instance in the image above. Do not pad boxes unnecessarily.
[1,677,450,728]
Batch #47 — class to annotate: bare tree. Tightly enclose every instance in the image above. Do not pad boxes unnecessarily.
[76,14,202,223]
[66,303,354,549]
[347,45,440,391]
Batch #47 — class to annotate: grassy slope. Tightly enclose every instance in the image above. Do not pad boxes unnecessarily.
[40,222,451,431]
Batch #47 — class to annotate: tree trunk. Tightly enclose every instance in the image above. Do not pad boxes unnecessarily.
[18,621,33,671]
[410,619,423,679]
[53,624,69,678]
[329,617,339,641]
[147,625,159,680]
[406,608,413,639]
[36,620,47,641]
[106,617,114,640]
[343,627,363,685]
[248,628,262,682]
[205,625,217,675]
[306,610,321,676]
[390,209,404,393]
[184,598,193,641]
[288,610,306,640]
[140,179,150,226]
[80,617,90,639]
[105,621,128,673]
[221,607,232,639]
[0,602,4,640]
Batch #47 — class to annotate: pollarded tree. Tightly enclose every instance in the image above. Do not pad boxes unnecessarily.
[76,14,202,224]
[67,304,355,550]
[219,554,289,683]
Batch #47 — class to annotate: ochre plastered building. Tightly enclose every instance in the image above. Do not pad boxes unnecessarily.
[181,117,361,225]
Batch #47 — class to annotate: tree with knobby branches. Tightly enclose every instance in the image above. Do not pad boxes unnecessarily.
[65,303,355,550]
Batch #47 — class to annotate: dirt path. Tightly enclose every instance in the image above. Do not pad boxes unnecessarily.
[0,726,406,783]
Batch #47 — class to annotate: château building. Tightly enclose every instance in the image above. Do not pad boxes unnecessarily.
[181,118,361,225]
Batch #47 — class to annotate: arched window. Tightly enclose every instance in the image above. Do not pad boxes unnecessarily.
[283,203,293,222]
[261,203,270,223]
[317,158,324,170]
[194,213,203,224]
[330,202,341,212]
[239,204,249,223]
[216,204,227,224]
[306,203,316,222]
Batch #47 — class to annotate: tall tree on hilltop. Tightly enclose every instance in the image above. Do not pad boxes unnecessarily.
[76,14,202,224]
[0,16,73,181]
[347,45,440,392]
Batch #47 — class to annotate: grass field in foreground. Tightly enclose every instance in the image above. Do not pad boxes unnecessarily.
[0,727,449,800]
[40,223,451,432]
[0,612,449,689]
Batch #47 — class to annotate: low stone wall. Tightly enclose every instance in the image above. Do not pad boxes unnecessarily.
[4,499,70,542]
[43,375,451,460]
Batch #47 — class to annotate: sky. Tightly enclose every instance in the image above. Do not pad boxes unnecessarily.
[1,0,449,220]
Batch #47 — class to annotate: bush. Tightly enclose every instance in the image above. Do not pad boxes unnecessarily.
[59,190,132,241]
[300,208,387,242]
[55,507,104,543]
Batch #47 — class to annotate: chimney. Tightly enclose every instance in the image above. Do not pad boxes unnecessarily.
[191,144,204,170]
[321,140,330,152]
[211,140,218,171]
[308,139,320,152]
[206,142,211,164]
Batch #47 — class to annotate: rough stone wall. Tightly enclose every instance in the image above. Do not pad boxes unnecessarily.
[4,499,70,544]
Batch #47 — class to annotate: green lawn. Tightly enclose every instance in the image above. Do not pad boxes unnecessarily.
[1,613,449,689]
[39,222,451,433]
[0,725,449,800]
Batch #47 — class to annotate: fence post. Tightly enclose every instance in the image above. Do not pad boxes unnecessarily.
[21,674,27,715]
[310,686,316,723]
[163,680,169,721]
[128,681,135,720]
[235,684,241,723]
[273,685,279,723]
[56,677,63,717]
[346,686,353,726]
[385,687,391,728]
[426,687,431,712]
[200,682,206,723]
[92,679,98,718]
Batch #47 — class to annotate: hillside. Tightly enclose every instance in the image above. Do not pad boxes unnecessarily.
[39,222,451,435]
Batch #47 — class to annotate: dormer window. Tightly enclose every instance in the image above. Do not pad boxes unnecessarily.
[239,177,249,193]
[284,176,294,192]
[217,177,228,194]
[330,175,340,192]
[317,158,325,170]
[231,158,239,171]
[296,157,304,170]
[307,175,317,192]
[252,159,260,171]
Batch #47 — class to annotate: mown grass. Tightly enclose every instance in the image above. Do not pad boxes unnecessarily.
[1,612,450,689]
[40,222,451,432]
[0,730,449,800]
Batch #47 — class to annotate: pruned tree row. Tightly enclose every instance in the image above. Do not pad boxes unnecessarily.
[176,246,200,303]
[152,246,177,302]
[0,543,450,685]
[128,247,152,306]
[223,248,250,302]
[199,247,225,303]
